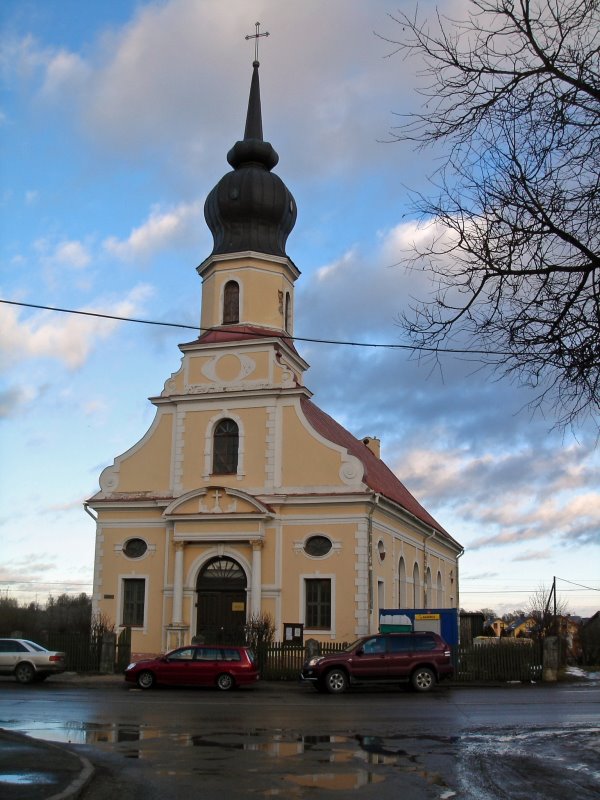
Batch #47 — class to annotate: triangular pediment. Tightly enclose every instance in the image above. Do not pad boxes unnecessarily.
[164,486,270,519]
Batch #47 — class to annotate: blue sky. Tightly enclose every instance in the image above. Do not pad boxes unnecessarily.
[1,0,598,618]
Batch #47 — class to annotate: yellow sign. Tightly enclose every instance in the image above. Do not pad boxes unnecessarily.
[232,602,245,611]
[415,613,440,620]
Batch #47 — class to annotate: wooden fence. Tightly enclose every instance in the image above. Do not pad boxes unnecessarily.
[257,641,348,680]
[258,639,543,683]
[9,631,542,682]
[455,640,543,682]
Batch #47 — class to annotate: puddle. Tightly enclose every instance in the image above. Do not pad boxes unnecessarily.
[3,722,454,794]
[0,773,57,785]
[285,771,385,790]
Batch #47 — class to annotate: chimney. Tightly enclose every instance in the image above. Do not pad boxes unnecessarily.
[362,437,380,459]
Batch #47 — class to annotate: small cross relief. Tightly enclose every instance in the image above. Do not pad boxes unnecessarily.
[198,489,237,514]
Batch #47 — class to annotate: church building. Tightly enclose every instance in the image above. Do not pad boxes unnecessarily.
[87,56,463,657]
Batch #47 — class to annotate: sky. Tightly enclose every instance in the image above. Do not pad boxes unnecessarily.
[1,0,598,619]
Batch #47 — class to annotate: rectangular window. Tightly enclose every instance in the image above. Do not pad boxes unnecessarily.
[305,578,331,629]
[122,578,145,627]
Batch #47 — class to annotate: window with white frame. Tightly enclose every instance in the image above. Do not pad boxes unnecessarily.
[305,578,331,629]
[212,418,239,474]
[122,578,145,627]
[223,280,239,324]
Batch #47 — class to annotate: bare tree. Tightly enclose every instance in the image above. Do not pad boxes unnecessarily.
[527,584,569,637]
[382,0,599,426]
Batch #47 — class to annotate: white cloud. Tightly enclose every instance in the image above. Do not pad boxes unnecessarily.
[0,385,37,418]
[34,237,92,269]
[82,399,108,417]
[53,240,91,269]
[103,201,202,263]
[41,49,89,96]
[0,284,153,369]
[394,441,600,552]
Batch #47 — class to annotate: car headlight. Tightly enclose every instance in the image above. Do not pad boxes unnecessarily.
[307,657,324,667]
[125,662,137,671]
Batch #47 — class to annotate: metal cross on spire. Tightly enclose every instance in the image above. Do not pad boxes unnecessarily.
[245,21,269,64]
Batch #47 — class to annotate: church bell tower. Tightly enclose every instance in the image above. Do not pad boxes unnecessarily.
[199,56,299,338]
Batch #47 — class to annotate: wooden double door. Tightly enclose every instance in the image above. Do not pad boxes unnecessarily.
[195,556,247,644]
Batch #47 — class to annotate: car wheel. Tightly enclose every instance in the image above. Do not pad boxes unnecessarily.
[324,668,348,694]
[216,673,234,691]
[137,670,155,690]
[411,666,436,692]
[15,662,35,684]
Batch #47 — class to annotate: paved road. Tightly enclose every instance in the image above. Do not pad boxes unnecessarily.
[1,678,599,799]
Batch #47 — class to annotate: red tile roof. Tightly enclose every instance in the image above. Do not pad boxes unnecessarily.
[301,397,454,541]
[182,325,298,353]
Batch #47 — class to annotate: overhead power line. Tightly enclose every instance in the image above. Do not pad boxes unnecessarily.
[556,577,600,592]
[0,298,514,356]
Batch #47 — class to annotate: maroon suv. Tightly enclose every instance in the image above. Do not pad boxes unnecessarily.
[300,632,453,693]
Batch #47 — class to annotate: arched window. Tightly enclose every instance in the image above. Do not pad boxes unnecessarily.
[223,281,239,324]
[398,557,407,607]
[413,563,421,609]
[437,571,443,607]
[212,419,239,474]
[425,567,432,609]
[284,292,291,332]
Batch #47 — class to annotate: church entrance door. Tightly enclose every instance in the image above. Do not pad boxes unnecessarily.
[196,556,247,644]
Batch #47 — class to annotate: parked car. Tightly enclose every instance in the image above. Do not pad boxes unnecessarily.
[300,632,453,693]
[124,644,259,690]
[0,638,66,683]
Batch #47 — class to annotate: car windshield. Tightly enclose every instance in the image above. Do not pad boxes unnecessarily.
[343,639,367,652]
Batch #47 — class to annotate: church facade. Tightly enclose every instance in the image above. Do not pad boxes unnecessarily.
[87,60,463,658]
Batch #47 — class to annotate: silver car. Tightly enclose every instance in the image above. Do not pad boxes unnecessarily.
[0,638,66,683]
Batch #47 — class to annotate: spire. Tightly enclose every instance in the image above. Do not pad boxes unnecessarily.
[226,60,278,171]
[244,61,263,141]
[203,52,296,258]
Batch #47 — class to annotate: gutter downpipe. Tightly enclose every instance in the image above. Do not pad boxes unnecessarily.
[367,493,380,631]
[84,503,100,616]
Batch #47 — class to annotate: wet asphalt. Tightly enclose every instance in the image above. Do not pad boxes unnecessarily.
[1,672,599,800]
[0,674,119,800]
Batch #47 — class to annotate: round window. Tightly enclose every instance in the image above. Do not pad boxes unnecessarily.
[304,535,332,557]
[123,538,148,559]
[377,540,386,561]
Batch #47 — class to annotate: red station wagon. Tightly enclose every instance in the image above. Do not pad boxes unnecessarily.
[300,632,453,693]
[124,645,259,691]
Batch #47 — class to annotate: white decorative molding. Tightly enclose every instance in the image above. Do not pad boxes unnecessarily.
[201,353,256,384]
[339,454,363,485]
[99,465,119,492]
[161,362,184,396]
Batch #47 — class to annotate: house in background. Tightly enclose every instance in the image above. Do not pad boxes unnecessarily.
[506,616,538,638]
[86,58,463,658]
[484,618,506,637]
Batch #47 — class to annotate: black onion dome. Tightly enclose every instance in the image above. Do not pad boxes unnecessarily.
[204,61,296,258]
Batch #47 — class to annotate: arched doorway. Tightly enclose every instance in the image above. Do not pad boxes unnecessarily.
[196,556,247,644]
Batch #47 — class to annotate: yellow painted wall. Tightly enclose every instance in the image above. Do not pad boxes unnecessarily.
[281,405,344,487]
[200,258,295,330]
[116,412,174,492]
